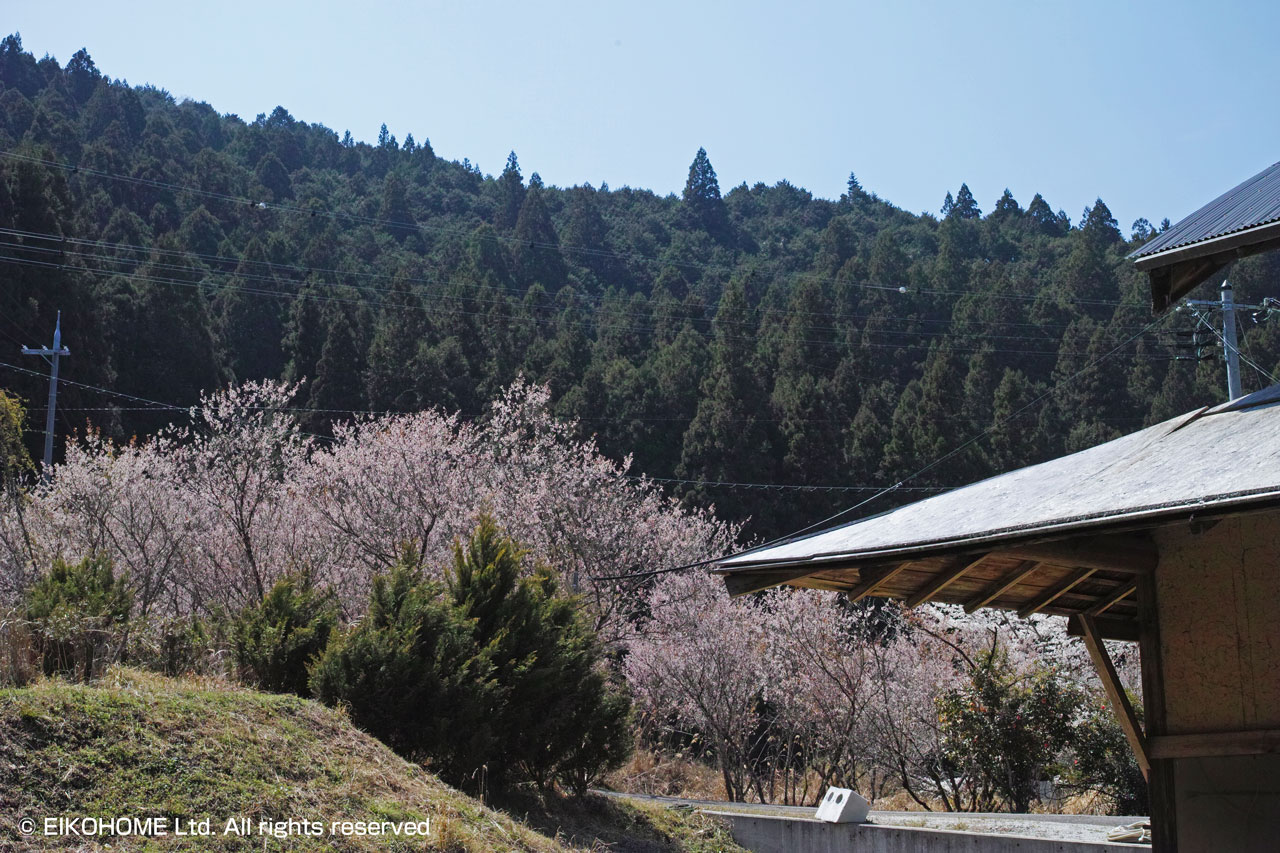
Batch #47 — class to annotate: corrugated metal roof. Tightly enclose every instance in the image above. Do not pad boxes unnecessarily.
[1130,161,1280,261]
[718,384,1280,572]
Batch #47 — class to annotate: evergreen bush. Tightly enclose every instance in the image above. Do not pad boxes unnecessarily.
[445,515,632,793]
[309,547,491,776]
[23,553,132,682]
[1063,694,1150,814]
[232,573,338,697]
[311,520,632,795]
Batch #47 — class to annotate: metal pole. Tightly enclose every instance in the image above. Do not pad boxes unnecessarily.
[1221,281,1243,400]
[20,311,71,473]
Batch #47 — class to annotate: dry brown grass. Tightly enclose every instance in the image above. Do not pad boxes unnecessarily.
[0,613,36,687]
[604,750,728,800]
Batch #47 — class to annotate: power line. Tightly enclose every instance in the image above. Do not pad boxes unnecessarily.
[0,225,1157,334]
[0,359,955,494]
[0,253,1177,363]
[0,359,182,411]
[1188,304,1278,389]
[629,475,951,493]
[0,228,1165,349]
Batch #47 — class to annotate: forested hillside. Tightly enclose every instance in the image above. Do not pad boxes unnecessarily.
[2,34,1278,538]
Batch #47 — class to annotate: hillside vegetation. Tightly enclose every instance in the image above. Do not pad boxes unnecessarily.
[0,668,745,852]
[3,35,1278,537]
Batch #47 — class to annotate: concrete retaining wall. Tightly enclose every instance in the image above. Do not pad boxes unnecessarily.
[703,811,1124,853]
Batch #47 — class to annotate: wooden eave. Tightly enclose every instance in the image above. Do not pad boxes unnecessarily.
[722,531,1154,641]
[1134,219,1280,312]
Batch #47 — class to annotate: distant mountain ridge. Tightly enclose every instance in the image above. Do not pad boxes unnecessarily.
[2,33,1276,537]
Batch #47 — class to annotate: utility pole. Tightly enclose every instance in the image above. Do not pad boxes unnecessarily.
[1180,280,1273,402]
[1220,281,1242,400]
[21,312,70,472]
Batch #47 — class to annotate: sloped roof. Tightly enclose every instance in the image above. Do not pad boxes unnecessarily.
[1131,161,1280,262]
[716,385,1280,633]
[1130,161,1280,312]
[721,384,1280,571]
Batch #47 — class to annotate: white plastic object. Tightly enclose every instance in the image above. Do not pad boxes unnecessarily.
[814,786,869,823]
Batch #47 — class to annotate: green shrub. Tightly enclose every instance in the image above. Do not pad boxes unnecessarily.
[1062,693,1149,814]
[312,519,632,796]
[309,548,491,774]
[23,553,132,682]
[936,647,1081,812]
[446,516,631,793]
[232,574,337,697]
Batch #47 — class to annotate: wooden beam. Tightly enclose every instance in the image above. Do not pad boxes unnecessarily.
[1067,614,1140,642]
[1018,566,1097,618]
[845,562,910,603]
[723,567,824,597]
[1136,573,1177,851]
[905,555,986,608]
[1002,535,1157,575]
[1088,581,1136,617]
[1079,614,1150,779]
[1149,729,1280,761]
[964,560,1041,613]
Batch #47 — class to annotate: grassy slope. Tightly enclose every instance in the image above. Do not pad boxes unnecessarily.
[0,669,744,852]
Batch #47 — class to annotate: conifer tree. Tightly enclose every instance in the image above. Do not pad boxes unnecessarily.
[512,176,566,288]
[951,183,981,219]
[306,303,367,431]
[445,515,630,791]
[844,171,864,203]
[378,171,414,238]
[494,151,526,231]
[215,238,285,383]
[310,549,489,772]
[1026,193,1064,235]
[64,48,100,104]
[365,273,428,411]
[680,278,773,524]
[682,147,730,238]
[563,183,615,285]
[992,188,1022,219]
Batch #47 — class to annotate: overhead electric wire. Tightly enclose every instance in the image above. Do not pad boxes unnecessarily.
[0,253,1176,362]
[0,226,1164,347]
[1,360,960,495]
[629,475,951,493]
[1188,308,1279,388]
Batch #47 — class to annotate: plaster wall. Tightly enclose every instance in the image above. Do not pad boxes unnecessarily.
[1153,511,1280,732]
[1152,510,1280,852]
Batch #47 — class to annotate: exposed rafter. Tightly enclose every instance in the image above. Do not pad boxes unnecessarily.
[1088,581,1137,617]
[1018,566,1098,617]
[964,560,1042,613]
[905,555,986,608]
[845,562,910,603]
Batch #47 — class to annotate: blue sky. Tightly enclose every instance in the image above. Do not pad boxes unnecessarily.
[8,0,1279,231]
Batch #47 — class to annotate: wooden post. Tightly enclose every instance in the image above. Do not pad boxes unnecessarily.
[1079,614,1150,778]
[1137,573,1177,853]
